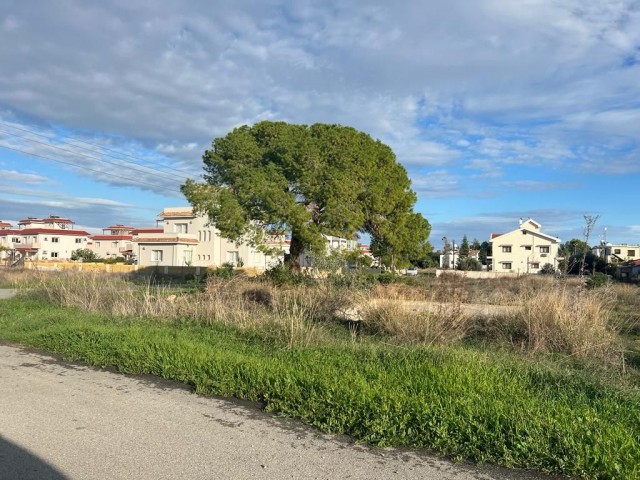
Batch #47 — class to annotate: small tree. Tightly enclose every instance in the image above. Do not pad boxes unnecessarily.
[71,248,98,262]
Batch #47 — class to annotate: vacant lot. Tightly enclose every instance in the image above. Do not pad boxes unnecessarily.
[0,268,638,479]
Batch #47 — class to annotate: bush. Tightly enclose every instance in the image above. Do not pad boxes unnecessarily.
[539,263,556,275]
[263,263,316,286]
[586,272,611,289]
[208,263,235,280]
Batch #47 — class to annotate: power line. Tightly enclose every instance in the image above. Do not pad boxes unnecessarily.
[0,120,201,177]
[0,127,193,184]
[0,143,174,191]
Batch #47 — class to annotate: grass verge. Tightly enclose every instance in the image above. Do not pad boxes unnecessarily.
[0,296,638,479]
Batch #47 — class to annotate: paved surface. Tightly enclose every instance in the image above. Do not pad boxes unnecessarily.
[0,289,17,300]
[0,344,558,480]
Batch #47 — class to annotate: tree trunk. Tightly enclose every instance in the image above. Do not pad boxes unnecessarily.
[289,234,305,273]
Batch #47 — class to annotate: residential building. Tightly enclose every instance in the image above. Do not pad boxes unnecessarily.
[489,218,561,273]
[133,207,283,269]
[88,224,136,260]
[592,243,640,264]
[0,216,90,263]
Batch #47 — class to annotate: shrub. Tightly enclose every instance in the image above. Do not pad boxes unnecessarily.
[539,263,556,275]
[263,263,316,286]
[208,263,235,280]
[586,272,611,289]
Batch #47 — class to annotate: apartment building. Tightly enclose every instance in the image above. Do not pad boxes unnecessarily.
[133,207,283,269]
[0,216,90,263]
[489,218,561,273]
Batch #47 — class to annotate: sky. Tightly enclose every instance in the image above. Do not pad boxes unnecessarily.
[1,1,639,249]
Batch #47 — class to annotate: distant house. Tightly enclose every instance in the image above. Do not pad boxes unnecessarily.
[489,218,561,273]
[0,216,90,263]
[592,243,640,264]
[133,207,284,269]
[88,224,136,261]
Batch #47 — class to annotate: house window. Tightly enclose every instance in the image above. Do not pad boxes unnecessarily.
[502,246,512,253]
[112,241,118,248]
[502,262,512,270]
[75,238,82,244]
[51,237,59,243]
[96,242,101,247]
[184,250,193,264]
[50,252,58,258]
[524,246,532,251]
[175,223,188,234]
[11,237,20,243]
[530,263,540,269]
[227,251,239,265]
[628,250,636,256]
[614,248,621,254]
[152,250,163,262]
[540,246,550,253]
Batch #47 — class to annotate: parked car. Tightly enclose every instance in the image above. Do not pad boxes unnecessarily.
[405,267,418,276]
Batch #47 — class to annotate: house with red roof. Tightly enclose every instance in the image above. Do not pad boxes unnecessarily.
[0,216,90,264]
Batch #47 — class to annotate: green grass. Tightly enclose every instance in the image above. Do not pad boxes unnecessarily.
[0,296,638,479]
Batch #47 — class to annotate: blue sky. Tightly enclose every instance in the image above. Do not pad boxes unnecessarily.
[1,1,639,248]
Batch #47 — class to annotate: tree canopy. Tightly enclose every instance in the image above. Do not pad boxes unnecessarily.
[182,121,431,270]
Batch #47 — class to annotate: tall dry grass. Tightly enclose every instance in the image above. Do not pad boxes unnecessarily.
[16,269,628,359]
[513,282,618,359]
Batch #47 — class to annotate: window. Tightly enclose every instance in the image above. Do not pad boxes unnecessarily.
[183,250,193,264]
[175,223,188,234]
[95,241,101,247]
[50,252,58,258]
[502,262,512,270]
[227,251,239,265]
[51,237,59,243]
[502,246,512,253]
[524,246,532,251]
[112,241,118,248]
[540,246,550,253]
[75,238,82,244]
[628,250,636,257]
[614,248,621,254]
[11,237,20,243]
[152,250,163,262]
[530,263,540,269]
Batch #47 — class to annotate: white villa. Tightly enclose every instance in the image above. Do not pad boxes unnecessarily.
[489,218,561,273]
[0,216,91,264]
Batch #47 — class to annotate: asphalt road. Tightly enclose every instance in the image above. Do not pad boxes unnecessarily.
[0,344,559,480]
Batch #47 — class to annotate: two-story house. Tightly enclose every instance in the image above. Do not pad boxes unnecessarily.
[0,216,91,263]
[88,224,136,260]
[489,218,561,273]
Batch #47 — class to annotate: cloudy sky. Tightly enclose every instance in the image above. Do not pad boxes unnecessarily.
[1,1,639,247]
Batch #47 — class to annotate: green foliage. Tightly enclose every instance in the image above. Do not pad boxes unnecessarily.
[458,235,470,258]
[263,263,316,286]
[0,297,638,479]
[479,241,491,266]
[208,263,235,280]
[586,272,611,289]
[71,248,98,262]
[539,263,556,275]
[182,121,430,269]
[456,257,481,271]
[560,238,590,257]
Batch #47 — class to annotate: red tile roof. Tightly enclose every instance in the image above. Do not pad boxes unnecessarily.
[90,235,132,240]
[491,233,503,239]
[0,228,89,236]
[130,228,164,234]
[104,225,135,230]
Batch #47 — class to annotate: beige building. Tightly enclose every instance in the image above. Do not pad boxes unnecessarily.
[88,224,136,260]
[133,207,283,269]
[592,243,640,264]
[489,218,561,273]
[0,216,90,264]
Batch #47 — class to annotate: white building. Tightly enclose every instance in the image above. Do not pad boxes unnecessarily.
[133,207,284,269]
[0,216,91,263]
[489,218,561,273]
[88,224,136,260]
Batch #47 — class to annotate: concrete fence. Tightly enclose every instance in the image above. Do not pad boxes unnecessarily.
[435,269,522,279]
